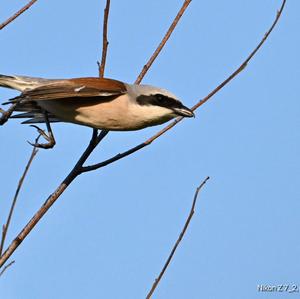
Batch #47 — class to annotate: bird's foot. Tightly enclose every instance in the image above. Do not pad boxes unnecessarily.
[28,125,56,149]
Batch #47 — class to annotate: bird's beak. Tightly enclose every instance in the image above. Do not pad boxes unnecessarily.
[173,106,195,118]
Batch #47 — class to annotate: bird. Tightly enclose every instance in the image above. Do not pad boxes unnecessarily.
[0,74,194,148]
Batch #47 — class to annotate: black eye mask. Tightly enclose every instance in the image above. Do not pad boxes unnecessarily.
[136,94,183,110]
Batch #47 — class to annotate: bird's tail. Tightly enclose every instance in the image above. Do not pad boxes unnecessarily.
[0,74,53,92]
[0,74,61,124]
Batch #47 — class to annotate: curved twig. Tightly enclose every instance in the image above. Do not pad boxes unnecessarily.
[0,0,38,31]
[146,177,210,299]
[0,260,15,277]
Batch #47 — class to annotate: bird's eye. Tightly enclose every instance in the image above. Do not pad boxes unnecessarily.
[156,94,166,102]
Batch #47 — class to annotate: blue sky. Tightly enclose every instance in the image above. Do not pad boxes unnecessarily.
[0,0,299,298]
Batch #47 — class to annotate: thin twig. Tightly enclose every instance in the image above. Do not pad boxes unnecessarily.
[0,260,15,277]
[98,0,111,78]
[0,0,38,31]
[82,0,287,172]
[135,0,192,84]
[146,176,210,299]
[97,0,112,143]
[0,136,40,256]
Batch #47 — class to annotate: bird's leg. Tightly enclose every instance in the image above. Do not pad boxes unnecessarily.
[0,103,18,125]
[28,111,56,149]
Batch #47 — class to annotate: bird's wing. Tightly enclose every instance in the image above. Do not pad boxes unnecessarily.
[15,77,127,101]
[5,77,127,124]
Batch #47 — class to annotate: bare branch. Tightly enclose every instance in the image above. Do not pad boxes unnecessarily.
[83,0,287,172]
[0,0,38,31]
[0,137,40,256]
[135,0,192,84]
[0,260,15,277]
[146,176,210,299]
[98,0,111,78]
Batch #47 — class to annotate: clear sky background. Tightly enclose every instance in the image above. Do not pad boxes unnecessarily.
[0,1,299,298]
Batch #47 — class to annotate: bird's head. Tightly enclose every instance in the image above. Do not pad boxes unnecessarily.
[126,84,194,120]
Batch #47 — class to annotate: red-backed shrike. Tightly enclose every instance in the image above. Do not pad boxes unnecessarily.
[0,74,194,148]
